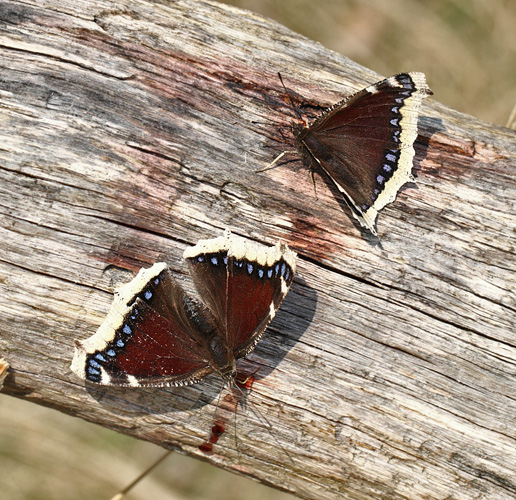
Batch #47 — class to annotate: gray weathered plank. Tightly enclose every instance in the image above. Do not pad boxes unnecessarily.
[1,1,516,499]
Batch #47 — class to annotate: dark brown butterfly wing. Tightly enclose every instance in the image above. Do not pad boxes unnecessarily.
[297,72,432,235]
[184,233,297,361]
[71,263,215,387]
[72,235,297,387]
[226,240,296,359]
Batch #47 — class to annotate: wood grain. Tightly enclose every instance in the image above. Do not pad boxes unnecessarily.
[1,1,516,499]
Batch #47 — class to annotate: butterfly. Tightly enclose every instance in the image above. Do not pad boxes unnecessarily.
[274,72,432,235]
[71,231,297,388]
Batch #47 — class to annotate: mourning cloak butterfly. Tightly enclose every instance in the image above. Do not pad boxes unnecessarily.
[281,72,432,235]
[70,232,297,387]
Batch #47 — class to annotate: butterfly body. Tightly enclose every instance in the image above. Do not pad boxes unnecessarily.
[292,72,432,235]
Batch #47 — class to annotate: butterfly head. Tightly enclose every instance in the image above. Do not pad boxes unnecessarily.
[292,121,309,140]
[217,361,238,386]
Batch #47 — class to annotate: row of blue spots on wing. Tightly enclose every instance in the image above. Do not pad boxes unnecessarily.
[191,251,292,282]
[362,99,407,212]
[361,148,400,211]
[85,302,142,381]
[193,251,228,268]
[225,254,291,282]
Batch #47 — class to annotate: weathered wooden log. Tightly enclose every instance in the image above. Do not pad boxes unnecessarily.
[1,1,515,499]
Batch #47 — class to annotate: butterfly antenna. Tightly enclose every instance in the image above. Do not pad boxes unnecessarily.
[277,72,306,125]
[231,368,261,460]
[232,383,242,460]
[233,380,296,468]
[205,378,227,441]
[257,72,307,174]
[109,449,173,500]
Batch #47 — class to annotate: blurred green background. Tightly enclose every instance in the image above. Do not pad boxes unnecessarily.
[2,1,515,500]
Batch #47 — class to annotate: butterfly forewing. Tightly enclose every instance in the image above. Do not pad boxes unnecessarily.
[184,234,297,360]
[71,264,215,387]
[305,85,409,205]
[226,248,295,359]
[98,298,214,386]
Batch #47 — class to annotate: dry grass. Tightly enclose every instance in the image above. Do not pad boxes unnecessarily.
[0,396,294,500]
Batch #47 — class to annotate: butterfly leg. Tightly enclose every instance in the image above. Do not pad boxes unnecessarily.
[308,167,318,199]
[256,150,297,173]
